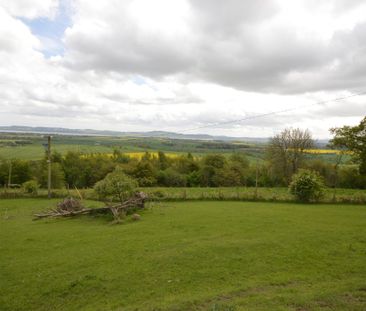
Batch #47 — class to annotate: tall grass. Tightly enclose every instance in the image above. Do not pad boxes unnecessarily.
[1,187,365,204]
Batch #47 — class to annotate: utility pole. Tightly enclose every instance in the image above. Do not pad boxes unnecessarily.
[47,136,52,199]
[255,156,259,198]
[7,160,12,188]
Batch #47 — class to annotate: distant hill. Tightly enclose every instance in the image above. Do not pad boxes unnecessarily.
[0,125,270,143]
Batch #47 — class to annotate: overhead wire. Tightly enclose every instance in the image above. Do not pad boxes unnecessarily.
[178,90,366,133]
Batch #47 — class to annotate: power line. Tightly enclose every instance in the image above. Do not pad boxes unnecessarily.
[179,90,366,133]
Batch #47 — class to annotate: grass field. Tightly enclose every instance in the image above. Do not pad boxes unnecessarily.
[1,199,366,310]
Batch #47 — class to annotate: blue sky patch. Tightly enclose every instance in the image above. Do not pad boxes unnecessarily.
[20,0,71,57]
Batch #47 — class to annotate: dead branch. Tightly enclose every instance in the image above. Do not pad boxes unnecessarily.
[34,192,147,222]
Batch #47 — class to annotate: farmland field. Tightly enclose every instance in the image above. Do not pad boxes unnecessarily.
[0,132,349,164]
[0,133,259,160]
[1,199,366,310]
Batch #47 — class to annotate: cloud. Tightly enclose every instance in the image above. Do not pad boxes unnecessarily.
[59,0,366,95]
[0,0,58,19]
[0,0,365,138]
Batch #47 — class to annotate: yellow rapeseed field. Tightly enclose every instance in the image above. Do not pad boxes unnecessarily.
[81,152,181,159]
[125,152,180,159]
[303,149,351,155]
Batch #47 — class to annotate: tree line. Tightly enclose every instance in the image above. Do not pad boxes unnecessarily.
[0,117,365,190]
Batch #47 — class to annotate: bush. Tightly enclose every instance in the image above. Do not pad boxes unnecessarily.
[22,180,39,195]
[289,169,325,202]
[94,167,138,203]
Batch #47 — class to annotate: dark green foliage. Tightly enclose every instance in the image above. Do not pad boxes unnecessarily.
[338,166,366,189]
[157,168,186,187]
[203,154,227,169]
[41,162,66,189]
[132,160,157,186]
[330,116,366,174]
[289,169,325,202]
[61,152,115,188]
[157,151,169,170]
[0,159,31,186]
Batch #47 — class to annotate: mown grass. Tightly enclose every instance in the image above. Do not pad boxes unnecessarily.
[1,199,366,310]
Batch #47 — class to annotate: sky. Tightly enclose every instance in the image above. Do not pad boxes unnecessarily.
[0,0,365,138]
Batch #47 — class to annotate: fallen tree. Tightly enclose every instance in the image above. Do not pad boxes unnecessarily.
[34,192,148,222]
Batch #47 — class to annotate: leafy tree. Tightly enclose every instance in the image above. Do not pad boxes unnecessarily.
[157,151,169,170]
[94,167,138,203]
[338,166,366,189]
[51,151,63,163]
[0,159,31,186]
[62,152,86,187]
[157,168,186,187]
[229,153,249,168]
[212,168,242,186]
[330,116,366,174]
[174,154,199,174]
[198,165,214,186]
[203,154,226,169]
[133,160,157,186]
[289,169,325,202]
[266,128,313,184]
[186,171,201,187]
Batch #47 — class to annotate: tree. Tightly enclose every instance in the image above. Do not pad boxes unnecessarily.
[0,159,31,186]
[62,152,85,187]
[157,168,186,187]
[44,162,65,189]
[199,154,227,186]
[157,151,169,170]
[330,116,366,174]
[94,167,138,203]
[174,153,199,174]
[229,153,249,169]
[133,160,157,186]
[266,128,313,184]
[289,169,325,202]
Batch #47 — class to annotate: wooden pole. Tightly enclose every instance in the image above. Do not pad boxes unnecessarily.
[255,157,259,198]
[7,160,12,188]
[47,136,52,199]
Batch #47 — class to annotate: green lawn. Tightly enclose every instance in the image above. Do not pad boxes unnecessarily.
[1,199,366,310]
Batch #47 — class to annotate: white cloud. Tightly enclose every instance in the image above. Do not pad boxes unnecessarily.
[0,0,58,19]
[0,0,365,138]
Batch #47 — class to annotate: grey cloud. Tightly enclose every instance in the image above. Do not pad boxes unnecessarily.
[62,0,366,95]
[189,0,279,37]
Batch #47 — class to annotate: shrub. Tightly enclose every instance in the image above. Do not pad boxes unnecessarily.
[289,169,325,202]
[22,180,39,195]
[94,167,138,203]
